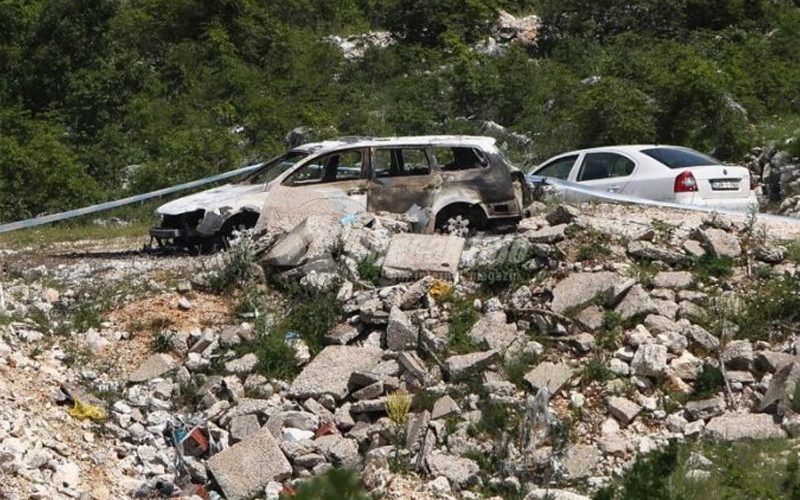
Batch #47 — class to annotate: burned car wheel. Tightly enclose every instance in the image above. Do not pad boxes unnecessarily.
[435,205,487,237]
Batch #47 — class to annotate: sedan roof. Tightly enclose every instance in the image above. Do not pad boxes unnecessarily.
[552,144,697,156]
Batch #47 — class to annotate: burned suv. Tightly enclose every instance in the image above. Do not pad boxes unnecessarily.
[150,136,530,251]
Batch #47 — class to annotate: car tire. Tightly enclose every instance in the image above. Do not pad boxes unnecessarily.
[435,205,486,237]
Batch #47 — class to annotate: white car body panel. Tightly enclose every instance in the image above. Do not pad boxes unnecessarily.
[532,145,758,211]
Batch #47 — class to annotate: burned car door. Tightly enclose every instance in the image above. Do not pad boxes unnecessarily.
[367,148,441,213]
[260,148,369,232]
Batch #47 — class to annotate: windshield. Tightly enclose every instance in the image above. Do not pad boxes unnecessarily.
[642,147,722,169]
[242,151,308,184]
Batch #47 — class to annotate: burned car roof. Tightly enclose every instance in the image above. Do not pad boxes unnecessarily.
[292,136,498,156]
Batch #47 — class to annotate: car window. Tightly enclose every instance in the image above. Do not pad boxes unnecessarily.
[287,150,363,185]
[536,155,578,180]
[431,147,488,171]
[245,151,308,184]
[577,153,635,181]
[642,147,722,169]
[373,148,431,178]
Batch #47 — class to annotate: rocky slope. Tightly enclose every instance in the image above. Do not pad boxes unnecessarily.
[2,201,800,500]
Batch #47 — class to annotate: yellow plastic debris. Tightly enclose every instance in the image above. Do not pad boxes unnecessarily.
[429,279,453,301]
[68,398,107,423]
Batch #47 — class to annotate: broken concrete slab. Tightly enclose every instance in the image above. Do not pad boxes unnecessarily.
[325,324,360,346]
[545,204,580,226]
[206,427,292,500]
[755,351,796,373]
[468,311,518,352]
[627,240,686,264]
[426,452,480,489]
[406,410,431,451]
[289,346,382,401]
[562,445,602,480]
[446,350,501,381]
[652,271,694,289]
[608,396,641,426]
[263,215,343,268]
[524,490,590,500]
[631,344,668,377]
[550,271,619,314]
[386,307,418,351]
[431,395,461,420]
[685,397,726,421]
[615,285,658,321]
[697,228,742,259]
[398,276,435,309]
[382,233,465,282]
[128,354,175,384]
[225,353,258,375]
[705,413,786,441]
[398,350,428,381]
[759,361,800,415]
[524,362,574,395]
[526,223,567,244]
[575,305,604,331]
[229,415,261,443]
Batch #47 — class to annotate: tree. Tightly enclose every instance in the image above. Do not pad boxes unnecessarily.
[570,77,658,148]
[385,0,501,46]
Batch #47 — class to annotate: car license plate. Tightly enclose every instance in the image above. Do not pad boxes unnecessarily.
[711,180,739,191]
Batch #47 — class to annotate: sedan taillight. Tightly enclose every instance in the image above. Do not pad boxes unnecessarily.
[750,175,757,191]
[674,171,698,193]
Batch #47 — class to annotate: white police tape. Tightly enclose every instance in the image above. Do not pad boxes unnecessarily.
[0,167,796,235]
[0,164,263,234]
[526,174,800,224]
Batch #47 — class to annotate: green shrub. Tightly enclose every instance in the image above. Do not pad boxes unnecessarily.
[689,254,734,283]
[288,468,369,500]
[356,257,381,286]
[151,331,174,353]
[208,231,261,292]
[447,295,481,355]
[503,351,539,389]
[691,364,724,400]
[593,441,678,500]
[733,276,800,341]
[248,330,300,381]
[582,355,616,386]
[275,291,341,357]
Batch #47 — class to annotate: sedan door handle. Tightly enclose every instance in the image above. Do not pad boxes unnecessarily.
[607,185,621,193]
[347,187,366,196]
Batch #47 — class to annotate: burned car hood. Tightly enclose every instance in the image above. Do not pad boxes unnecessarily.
[155,183,267,216]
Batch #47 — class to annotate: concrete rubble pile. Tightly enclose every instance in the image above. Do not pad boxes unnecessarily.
[3,200,800,500]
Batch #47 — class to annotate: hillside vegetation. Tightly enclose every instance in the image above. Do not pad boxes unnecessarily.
[1,0,800,221]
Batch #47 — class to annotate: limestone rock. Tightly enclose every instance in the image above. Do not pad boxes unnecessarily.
[705,413,786,440]
[524,362,575,395]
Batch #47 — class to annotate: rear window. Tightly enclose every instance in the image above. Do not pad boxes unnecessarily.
[642,147,721,169]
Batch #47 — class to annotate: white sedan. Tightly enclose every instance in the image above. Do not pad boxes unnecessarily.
[529,145,758,211]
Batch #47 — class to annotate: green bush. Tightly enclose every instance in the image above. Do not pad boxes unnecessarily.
[733,276,800,341]
[0,112,101,221]
[447,294,481,355]
[569,77,658,149]
[692,364,725,400]
[288,468,369,500]
[275,291,342,357]
[384,0,501,46]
